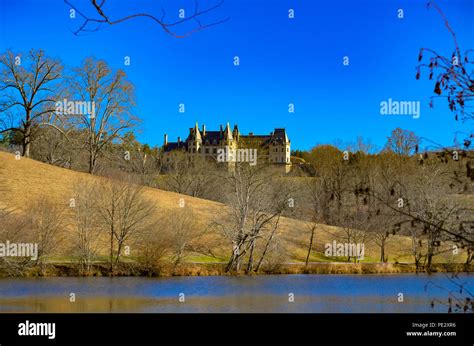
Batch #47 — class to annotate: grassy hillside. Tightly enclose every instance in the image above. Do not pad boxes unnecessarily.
[0,151,460,271]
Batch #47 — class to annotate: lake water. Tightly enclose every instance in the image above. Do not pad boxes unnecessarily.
[0,274,472,313]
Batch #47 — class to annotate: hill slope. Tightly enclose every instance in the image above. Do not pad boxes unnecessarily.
[0,151,415,264]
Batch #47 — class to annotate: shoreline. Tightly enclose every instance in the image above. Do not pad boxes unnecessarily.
[1,262,472,278]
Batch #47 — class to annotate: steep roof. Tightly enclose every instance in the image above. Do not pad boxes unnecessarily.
[164,124,289,151]
[202,131,222,143]
[272,128,289,143]
[224,122,233,141]
[163,141,187,152]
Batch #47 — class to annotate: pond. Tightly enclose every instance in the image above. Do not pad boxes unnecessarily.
[0,274,471,313]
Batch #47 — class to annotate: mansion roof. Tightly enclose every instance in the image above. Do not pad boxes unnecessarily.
[163,123,289,153]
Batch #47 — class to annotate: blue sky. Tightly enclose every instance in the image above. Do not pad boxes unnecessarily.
[1,0,473,150]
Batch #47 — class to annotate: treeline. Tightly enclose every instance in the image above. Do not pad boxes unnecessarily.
[294,128,474,271]
[196,127,474,275]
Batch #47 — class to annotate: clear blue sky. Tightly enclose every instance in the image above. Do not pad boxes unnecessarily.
[1,0,473,150]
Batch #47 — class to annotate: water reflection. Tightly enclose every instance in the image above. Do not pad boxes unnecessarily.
[0,274,471,313]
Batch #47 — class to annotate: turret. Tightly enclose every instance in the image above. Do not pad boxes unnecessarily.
[233,124,239,141]
[224,122,233,142]
[193,122,202,142]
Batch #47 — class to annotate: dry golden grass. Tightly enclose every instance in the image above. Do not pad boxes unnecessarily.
[0,151,435,264]
[0,151,220,215]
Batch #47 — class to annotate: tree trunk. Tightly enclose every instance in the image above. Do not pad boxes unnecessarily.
[255,220,280,272]
[235,256,242,271]
[246,240,255,274]
[115,240,123,266]
[225,254,234,272]
[305,225,316,266]
[466,247,473,265]
[109,226,114,275]
[226,243,240,272]
[89,152,97,174]
[380,240,386,262]
[426,251,433,272]
[22,123,31,157]
[426,234,434,272]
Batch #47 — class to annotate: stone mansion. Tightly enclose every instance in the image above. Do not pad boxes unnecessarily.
[162,123,291,172]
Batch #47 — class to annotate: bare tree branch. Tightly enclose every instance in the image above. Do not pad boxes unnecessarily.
[64,0,230,38]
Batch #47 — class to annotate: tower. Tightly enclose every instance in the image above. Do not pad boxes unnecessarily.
[188,122,202,154]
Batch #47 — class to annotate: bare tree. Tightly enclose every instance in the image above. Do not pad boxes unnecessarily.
[70,180,101,274]
[416,1,473,123]
[300,145,356,264]
[95,178,154,274]
[135,224,169,275]
[351,148,399,263]
[213,163,290,273]
[0,50,63,157]
[69,57,137,174]
[304,222,317,265]
[0,210,32,276]
[427,273,474,312]
[415,1,474,306]
[306,145,352,221]
[385,128,420,159]
[406,166,462,271]
[164,207,200,270]
[65,0,230,38]
[254,214,282,272]
[160,152,216,198]
[28,198,67,273]
[247,177,293,273]
[330,211,371,263]
[365,153,474,271]
[30,125,76,168]
[118,132,161,180]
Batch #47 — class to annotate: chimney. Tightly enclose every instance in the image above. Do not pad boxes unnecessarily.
[249,132,254,136]
[164,134,168,146]
[177,136,181,143]
[202,124,206,136]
